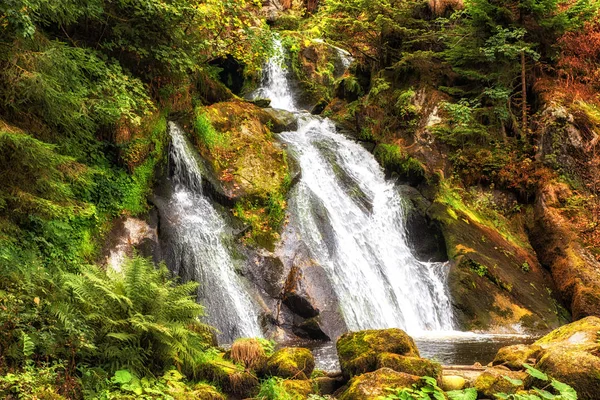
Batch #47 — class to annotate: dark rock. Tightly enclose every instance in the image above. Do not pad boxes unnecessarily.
[283,266,320,318]
[250,98,272,108]
[313,376,345,395]
[292,317,330,341]
[398,186,447,263]
[263,107,299,133]
[311,98,329,115]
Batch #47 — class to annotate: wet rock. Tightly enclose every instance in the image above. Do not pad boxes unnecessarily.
[338,368,421,400]
[313,376,345,395]
[336,329,419,379]
[376,354,442,381]
[283,266,320,318]
[263,107,299,133]
[292,317,330,341]
[474,367,526,398]
[246,254,286,299]
[250,98,272,108]
[311,98,329,115]
[428,200,564,333]
[102,216,160,271]
[398,186,447,263]
[493,344,542,370]
[263,347,315,380]
[534,316,600,347]
[441,375,466,391]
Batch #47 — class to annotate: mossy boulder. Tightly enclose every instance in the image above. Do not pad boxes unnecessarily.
[376,354,442,381]
[338,368,421,400]
[190,383,225,400]
[263,347,315,380]
[534,316,600,347]
[493,344,543,370]
[474,368,526,398]
[336,329,419,379]
[441,375,466,391]
[529,344,600,400]
[263,107,298,132]
[228,338,270,371]
[281,379,314,398]
[196,352,259,398]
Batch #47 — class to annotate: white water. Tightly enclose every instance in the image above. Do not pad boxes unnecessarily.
[263,41,454,333]
[164,122,262,342]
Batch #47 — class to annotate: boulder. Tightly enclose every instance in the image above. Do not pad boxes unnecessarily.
[338,368,421,400]
[441,375,466,391]
[190,383,225,400]
[263,347,315,380]
[376,354,442,381]
[263,107,299,133]
[196,352,259,398]
[474,367,526,398]
[281,379,314,398]
[336,329,419,379]
[250,98,271,108]
[529,344,600,400]
[313,376,345,395]
[493,344,543,370]
[534,316,600,347]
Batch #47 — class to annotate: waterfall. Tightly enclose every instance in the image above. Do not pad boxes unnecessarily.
[263,41,454,333]
[162,122,262,343]
[255,38,297,111]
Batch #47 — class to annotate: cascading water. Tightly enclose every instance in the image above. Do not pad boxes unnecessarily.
[162,122,262,342]
[262,40,454,333]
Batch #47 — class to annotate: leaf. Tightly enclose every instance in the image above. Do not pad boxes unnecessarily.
[533,388,557,399]
[21,332,35,358]
[523,363,549,381]
[447,388,478,400]
[550,379,577,400]
[503,375,524,386]
[113,369,133,384]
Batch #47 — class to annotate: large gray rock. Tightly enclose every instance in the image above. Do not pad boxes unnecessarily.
[263,107,299,133]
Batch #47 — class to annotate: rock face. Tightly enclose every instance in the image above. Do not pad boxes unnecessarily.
[428,198,564,333]
[530,181,600,320]
[338,368,421,400]
[491,317,600,400]
[336,329,420,379]
[263,347,315,380]
[263,107,299,133]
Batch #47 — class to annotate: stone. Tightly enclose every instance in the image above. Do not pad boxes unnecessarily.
[250,98,272,108]
[493,344,543,370]
[338,368,421,400]
[534,316,600,347]
[441,375,466,391]
[281,379,314,398]
[376,354,442,381]
[313,376,345,395]
[337,329,419,379]
[263,347,315,380]
[474,368,526,398]
[263,107,299,133]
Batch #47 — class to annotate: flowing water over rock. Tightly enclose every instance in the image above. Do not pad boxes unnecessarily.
[261,40,455,333]
[159,122,262,343]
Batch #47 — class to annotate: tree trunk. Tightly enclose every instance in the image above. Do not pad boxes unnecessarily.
[521,50,527,140]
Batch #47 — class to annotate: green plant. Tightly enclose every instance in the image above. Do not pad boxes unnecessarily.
[496,364,577,400]
[64,256,212,376]
[383,376,447,399]
[257,377,293,400]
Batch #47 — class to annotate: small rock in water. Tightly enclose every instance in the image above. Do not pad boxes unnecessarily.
[250,98,271,108]
[441,375,466,391]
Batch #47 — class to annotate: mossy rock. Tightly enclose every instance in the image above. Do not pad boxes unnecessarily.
[529,344,600,400]
[441,375,466,391]
[281,379,314,398]
[228,338,269,371]
[190,383,225,400]
[534,316,600,347]
[474,368,526,398]
[376,354,442,381]
[196,353,259,398]
[263,347,315,380]
[493,344,543,370]
[337,329,419,379]
[338,368,421,400]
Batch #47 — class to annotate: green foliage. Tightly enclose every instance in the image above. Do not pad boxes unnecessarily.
[495,364,577,400]
[257,377,293,400]
[0,362,71,399]
[383,376,446,400]
[447,388,478,400]
[374,144,425,181]
[64,256,212,376]
[194,111,227,151]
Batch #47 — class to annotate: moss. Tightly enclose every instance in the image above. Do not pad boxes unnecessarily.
[338,368,421,400]
[493,344,543,370]
[376,354,442,380]
[190,383,226,400]
[530,345,600,400]
[534,316,600,347]
[373,144,425,185]
[263,347,315,380]
[474,368,526,398]
[281,379,313,398]
[229,338,269,371]
[336,329,419,379]
[196,352,259,398]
